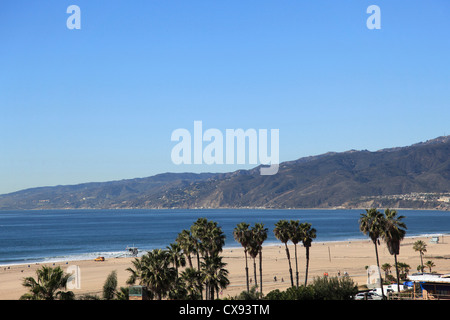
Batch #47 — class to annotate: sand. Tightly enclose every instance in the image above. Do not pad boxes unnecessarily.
[1,235,449,300]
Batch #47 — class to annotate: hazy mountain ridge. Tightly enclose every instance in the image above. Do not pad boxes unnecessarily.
[1,136,449,210]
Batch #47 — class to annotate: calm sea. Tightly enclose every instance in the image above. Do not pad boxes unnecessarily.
[0,209,449,266]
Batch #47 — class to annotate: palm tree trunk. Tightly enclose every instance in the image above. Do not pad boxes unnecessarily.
[187,255,193,269]
[253,257,258,289]
[304,246,310,286]
[394,254,401,293]
[373,242,385,299]
[244,250,250,293]
[259,249,263,296]
[210,284,215,301]
[420,253,424,272]
[175,259,179,278]
[294,244,299,287]
[196,252,201,270]
[284,243,294,287]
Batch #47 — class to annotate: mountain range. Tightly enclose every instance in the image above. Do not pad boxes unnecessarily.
[1,136,449,210]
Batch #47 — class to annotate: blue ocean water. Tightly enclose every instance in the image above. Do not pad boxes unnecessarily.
[0,209,449,265]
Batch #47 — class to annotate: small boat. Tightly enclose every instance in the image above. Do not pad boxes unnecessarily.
[94,256,105,261]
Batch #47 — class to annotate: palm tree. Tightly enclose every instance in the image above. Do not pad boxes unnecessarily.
[274,219,294,287]
[359,208,386,298]
[201,255,229,300]
[21,265,74,300]
[191,218,208,268]
[176,229,196,269]
[381,263,392,280]
[115,287,129,300]
[396,262,410,279]
[252,223,268,295]
[288,220,303,287]
[189,218,227,300]
[126,254,146,285]
[233,222,252,292]
[382,208,407,292]
[425,260,435,273]
[169,277,189,300]
[247,238,259,289]
[300,222,316,286]
[167,242,186,277]
[413,240,427,272]
[180,267,203,300]
[126,249,177,300]
[204,220,226,257]
[191,218,225,259]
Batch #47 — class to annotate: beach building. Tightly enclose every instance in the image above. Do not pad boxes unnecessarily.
[408,273,450,300]
[129,285,150,300]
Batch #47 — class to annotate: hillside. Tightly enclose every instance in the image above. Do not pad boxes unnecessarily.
[1,136,449,210]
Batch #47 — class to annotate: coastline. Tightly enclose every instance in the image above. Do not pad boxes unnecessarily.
[3,206,448,211]
[2,234,450,300]
[2,231,447,268]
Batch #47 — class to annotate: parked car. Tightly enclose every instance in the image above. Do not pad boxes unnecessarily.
[354,292,383,300]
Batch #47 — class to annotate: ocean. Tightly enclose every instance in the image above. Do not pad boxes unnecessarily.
[0,208,449,266]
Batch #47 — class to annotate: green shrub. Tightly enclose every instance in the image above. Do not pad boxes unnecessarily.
[310,276,358,300]
[265,276,358,300]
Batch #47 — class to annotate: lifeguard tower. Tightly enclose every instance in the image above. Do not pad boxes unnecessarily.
[430,236,440,244]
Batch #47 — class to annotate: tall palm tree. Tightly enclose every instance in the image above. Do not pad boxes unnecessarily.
[247,238,259,289]
[252,223,268,295]
[192,218,225,259]
[176,229,196,269]
[300,222,316,286]
[359,208,386,298]
[233,222,252,292]
[201,255,229,300]
[167,242,186,277]
[274,219,294,287]
[413,240,427,272]
[382,208,407,293]
[288,220,303,287]
[21,265,74,300]
[190,218,227,299]
[204,220,226,257]
[191,218,208,268]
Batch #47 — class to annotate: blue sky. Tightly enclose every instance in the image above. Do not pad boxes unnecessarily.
[0,1,449,194]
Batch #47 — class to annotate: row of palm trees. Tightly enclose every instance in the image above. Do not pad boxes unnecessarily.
[232,222,268,296]
[233,219,317,296]
[129,218,318,299]
[359,208,407,298]
[20,217,318,300]
[127,217,229,300]
[274,220,316,288]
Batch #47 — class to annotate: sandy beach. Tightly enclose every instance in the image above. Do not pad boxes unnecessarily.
[1,235,449,300]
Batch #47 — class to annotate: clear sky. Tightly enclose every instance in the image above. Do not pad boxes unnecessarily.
[0,1,449,194]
